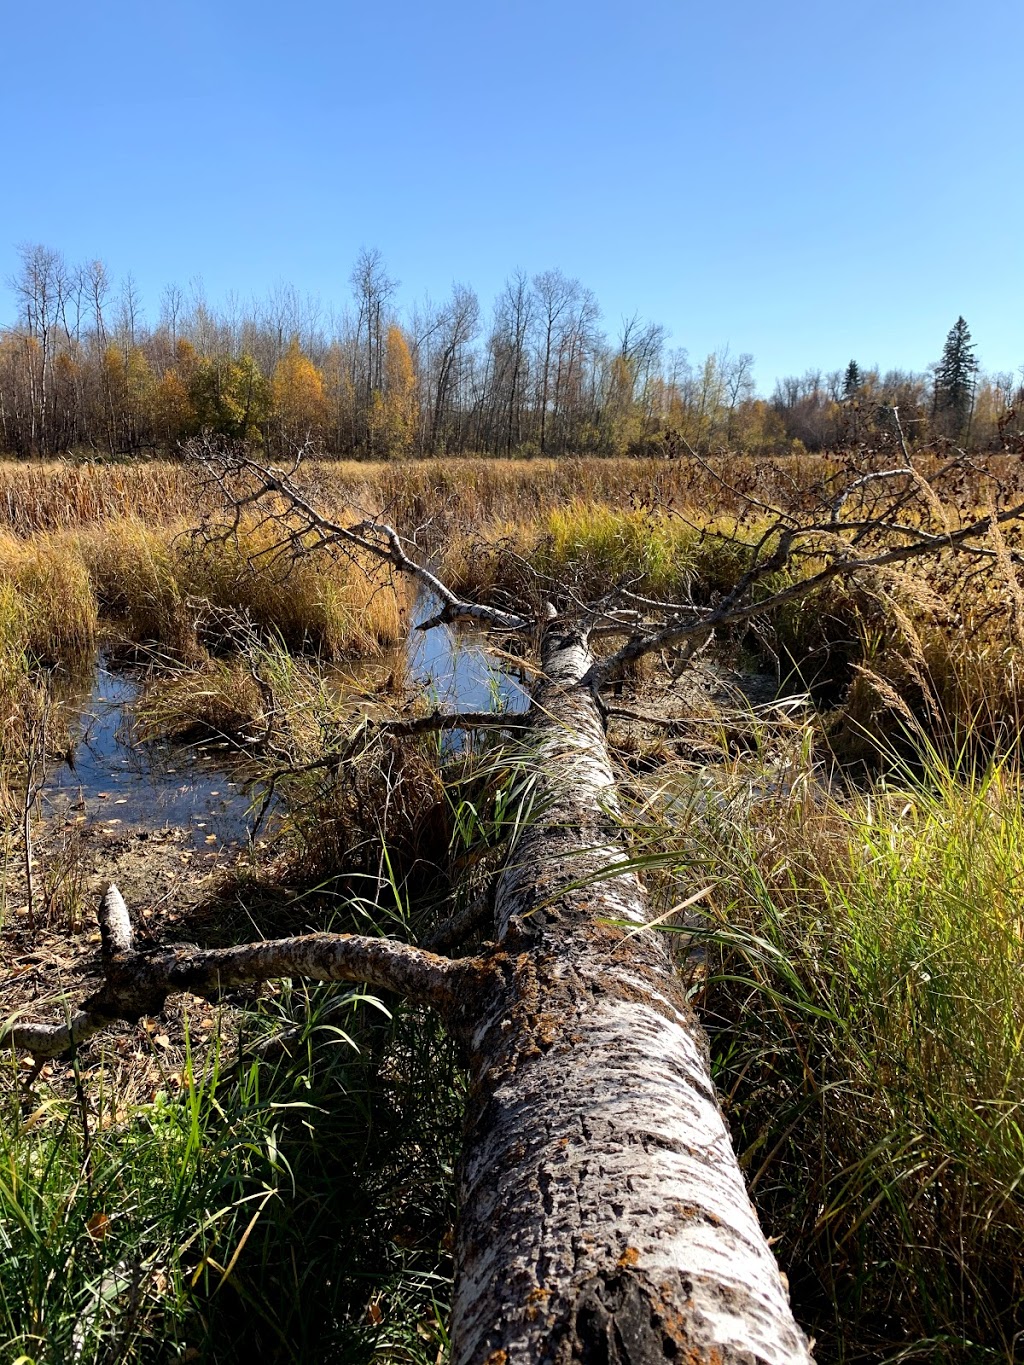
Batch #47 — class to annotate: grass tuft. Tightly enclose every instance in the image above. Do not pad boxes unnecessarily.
[670,743,1024,1360]
[0,532,97,661]
[0,988,460,1365]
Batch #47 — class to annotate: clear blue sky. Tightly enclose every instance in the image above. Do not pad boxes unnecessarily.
[2,0,1021,389]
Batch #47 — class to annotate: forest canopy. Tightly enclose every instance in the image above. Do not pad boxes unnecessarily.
[2,244,1021,460]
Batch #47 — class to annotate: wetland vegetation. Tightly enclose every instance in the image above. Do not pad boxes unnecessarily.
[2,450,1024,1361]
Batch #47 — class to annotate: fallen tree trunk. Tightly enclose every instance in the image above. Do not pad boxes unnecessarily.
[5,621,811,1363]
[17,443,1024,1358]
[449,624,812,1363]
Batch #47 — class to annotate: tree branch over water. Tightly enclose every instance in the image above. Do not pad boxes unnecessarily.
[12,439,1024,1364]
[190,435,531,632]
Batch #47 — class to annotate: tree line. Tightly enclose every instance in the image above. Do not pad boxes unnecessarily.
[2,243,1021,459]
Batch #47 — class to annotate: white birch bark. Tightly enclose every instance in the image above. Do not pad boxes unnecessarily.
[450,625,812,1364]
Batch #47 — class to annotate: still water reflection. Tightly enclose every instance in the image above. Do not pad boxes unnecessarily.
[44,660,260,847]
[42,605,529,844]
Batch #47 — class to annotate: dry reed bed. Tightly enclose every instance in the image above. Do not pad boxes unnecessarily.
[0,455,837,532]
[3,454,1024,752]
[0,452,896,536]
[3,451,1023,533]
[0,518,404,666]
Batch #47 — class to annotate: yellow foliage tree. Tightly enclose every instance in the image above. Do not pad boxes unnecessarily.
[152,368,197,445]
[731,399,788,456]
[188,354,272,442]
[272,338,325,445]
[969,380,1002,448]
[173,338,199,379]
[100,344,154,452]
[369,325,418,457]
[602,354,642,455]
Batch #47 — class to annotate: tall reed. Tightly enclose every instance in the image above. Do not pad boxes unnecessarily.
[672,742,1024,1360]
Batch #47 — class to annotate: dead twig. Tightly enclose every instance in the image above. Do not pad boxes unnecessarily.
[3,885,477,1061]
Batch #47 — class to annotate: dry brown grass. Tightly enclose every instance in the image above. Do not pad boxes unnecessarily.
[0,460,197,531]
[0,515,405,670]
[0,453,851,535]
[0,530,98,658]
[826,546,1024,759]
[3,452,1024,755]
[3,451,1024,533]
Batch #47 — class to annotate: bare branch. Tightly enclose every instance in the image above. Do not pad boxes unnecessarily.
[670,435,807,526]
[188,436,531,633]
[256,706,530,791]
[187,438,1024,731]
[3,884,472,1061]
[592,490,1024,684]
[830,466,915,523]
[371,708,528,737]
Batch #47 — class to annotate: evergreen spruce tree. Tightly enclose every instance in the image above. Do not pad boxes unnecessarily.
[843,360,863,397]
[934,316,978,437]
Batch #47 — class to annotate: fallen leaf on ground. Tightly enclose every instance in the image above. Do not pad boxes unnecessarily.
[86,1212,111,1241]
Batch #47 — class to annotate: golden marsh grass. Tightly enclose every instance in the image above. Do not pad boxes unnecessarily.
[3,453,1024,1360]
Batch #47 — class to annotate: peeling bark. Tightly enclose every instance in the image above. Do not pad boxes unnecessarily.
[449,626,812,1363]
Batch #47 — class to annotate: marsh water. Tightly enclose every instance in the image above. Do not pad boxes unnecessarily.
[42,600,529,846]
[406,594,529,715]
[43,662,260,849]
